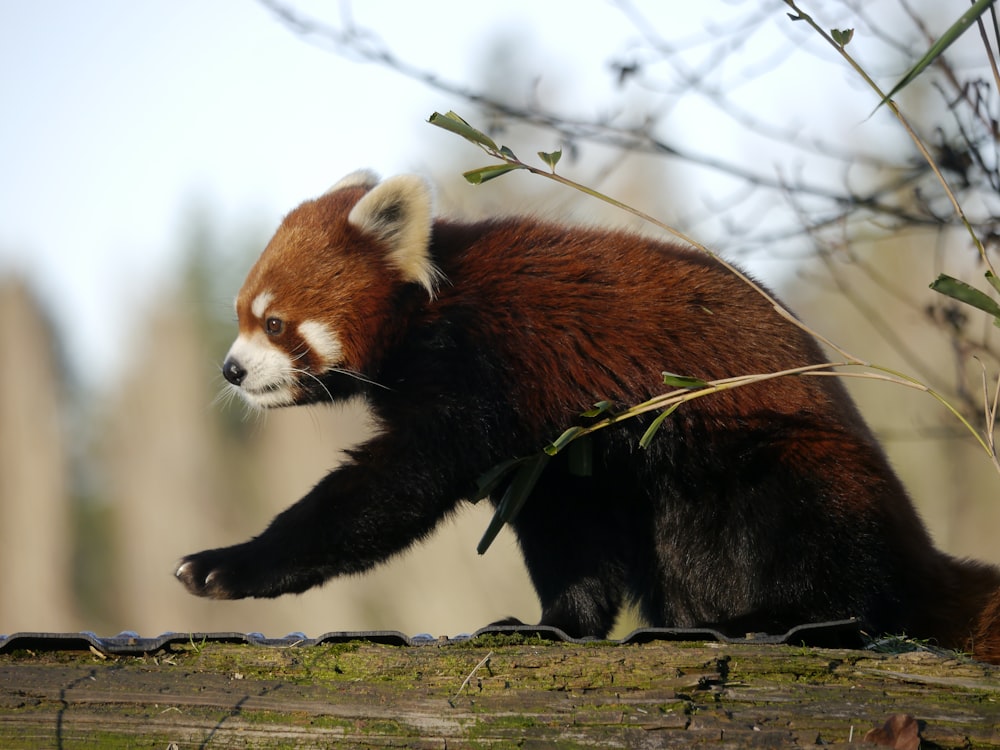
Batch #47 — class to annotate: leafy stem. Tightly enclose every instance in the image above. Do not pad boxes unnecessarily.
[783,0,994,275]
[562,362,994,464]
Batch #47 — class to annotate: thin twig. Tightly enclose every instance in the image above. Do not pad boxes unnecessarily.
[783,0,995,276]
[448,651,493,707]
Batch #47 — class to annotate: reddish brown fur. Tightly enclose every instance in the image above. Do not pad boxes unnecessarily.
[430,219,838,427]
[972,589,1000,663]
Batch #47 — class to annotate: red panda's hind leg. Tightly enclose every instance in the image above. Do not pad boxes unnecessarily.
[505,469,630,640]
[970,587,1000,665]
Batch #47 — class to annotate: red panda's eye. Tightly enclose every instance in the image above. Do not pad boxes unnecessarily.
[265,316,284,335]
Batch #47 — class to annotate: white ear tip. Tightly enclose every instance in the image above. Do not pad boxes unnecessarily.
[346,173,438,295]
[324,169,380,195]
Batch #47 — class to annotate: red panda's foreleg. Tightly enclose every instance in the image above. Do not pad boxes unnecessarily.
[174,426,476,599]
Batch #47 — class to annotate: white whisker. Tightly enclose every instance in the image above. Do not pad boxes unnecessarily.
[212,383,268,423]
[289,342,310,362]
[292,367,335,403]
[210,383,233,409]
[327,366,391,390]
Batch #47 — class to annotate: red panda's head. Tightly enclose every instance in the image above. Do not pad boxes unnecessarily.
[222,170,439,408]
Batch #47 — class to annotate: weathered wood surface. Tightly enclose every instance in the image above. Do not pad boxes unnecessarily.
[1,636,999,748]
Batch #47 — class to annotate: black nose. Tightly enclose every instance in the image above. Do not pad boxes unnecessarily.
[222,357,247,386]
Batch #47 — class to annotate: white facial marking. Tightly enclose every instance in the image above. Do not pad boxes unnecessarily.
[251,290,274,320]
[297,320,343,366]
[225,331,296,408]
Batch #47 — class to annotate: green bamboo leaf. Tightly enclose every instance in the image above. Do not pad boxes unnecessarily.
[428,111,500,151]
[986,270,1000,296]
[477,453,550,554]
[639,404,681,449]
[471,456,528,503]
[463,164,525,184]
[544,426,585,455]
[476,511,508,556]
[538,149,562,170]
[876,0,995,110]
[662,372,710,389]
[567,436,593,477]
[929,273,1000,320]
[580,400,614,418]
[499,454,549,521]
[831,28,854,47]
[499,145,519,161]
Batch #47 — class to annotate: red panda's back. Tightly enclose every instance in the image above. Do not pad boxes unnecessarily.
[427,217,843,430]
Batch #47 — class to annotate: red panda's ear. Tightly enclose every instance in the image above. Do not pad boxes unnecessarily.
[347,174,440,295]
[325,169,380,194]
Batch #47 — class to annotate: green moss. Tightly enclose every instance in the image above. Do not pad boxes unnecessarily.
[465,713,542,741]
[5,640,1000,748]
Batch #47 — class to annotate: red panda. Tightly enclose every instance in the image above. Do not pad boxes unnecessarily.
[176,169,1000,663]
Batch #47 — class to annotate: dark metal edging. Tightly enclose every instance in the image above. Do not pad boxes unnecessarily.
[0,619,863,656]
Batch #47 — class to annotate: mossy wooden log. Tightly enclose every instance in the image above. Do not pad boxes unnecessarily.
[1,635,999,748]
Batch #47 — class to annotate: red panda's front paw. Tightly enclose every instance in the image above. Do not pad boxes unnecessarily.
[175,548,249,599]
[176,543,324,599]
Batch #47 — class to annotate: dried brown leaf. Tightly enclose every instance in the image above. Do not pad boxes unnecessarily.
[863,713,921,750]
